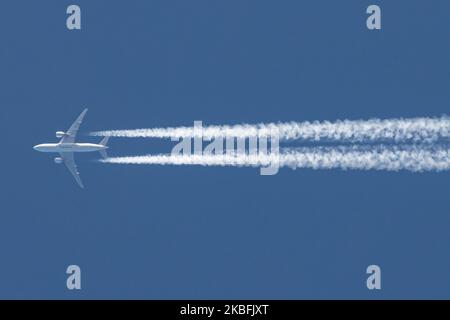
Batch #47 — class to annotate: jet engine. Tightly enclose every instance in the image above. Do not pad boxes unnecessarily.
[56,131,66,138]
[54,157,63,164]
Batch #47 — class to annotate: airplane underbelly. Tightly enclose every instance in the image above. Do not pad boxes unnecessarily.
[75,147,99,152]
[40,147,59,152]
[69,145,102,152]
[36,144,102,153]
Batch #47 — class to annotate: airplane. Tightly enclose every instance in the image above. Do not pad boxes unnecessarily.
[33,108,109,188]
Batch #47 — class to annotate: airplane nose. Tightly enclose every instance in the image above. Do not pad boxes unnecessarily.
[33,145,40,151]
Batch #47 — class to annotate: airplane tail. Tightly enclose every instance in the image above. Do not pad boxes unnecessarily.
[99,136,109,159]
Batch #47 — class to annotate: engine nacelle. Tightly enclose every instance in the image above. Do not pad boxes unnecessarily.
[56,131,66,138]
[54,157,63,164]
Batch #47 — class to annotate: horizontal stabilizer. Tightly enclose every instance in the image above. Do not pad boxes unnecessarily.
[99,136,109,146]
[99,149,108,159]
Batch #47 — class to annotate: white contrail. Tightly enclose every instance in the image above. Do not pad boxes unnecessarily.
[90,116,450,143]
[98,145,450,172]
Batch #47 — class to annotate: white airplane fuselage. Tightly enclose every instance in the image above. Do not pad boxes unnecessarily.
[33,143,108,153]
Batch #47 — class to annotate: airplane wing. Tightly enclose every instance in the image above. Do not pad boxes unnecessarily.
[59,152,84,189]
[60,108,88,143]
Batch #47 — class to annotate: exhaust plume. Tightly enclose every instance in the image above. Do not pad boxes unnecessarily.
[98,145,450,172]
[90,117,450,143]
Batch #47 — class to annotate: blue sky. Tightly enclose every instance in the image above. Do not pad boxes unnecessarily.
[1,0,450,299]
